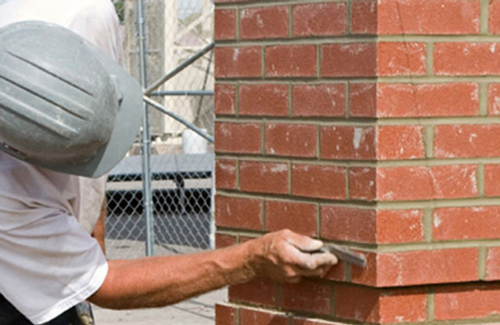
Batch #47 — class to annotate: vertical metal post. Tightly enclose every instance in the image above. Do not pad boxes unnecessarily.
[137,0,154,256]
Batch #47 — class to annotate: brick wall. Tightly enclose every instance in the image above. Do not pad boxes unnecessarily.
[214,0,500,324]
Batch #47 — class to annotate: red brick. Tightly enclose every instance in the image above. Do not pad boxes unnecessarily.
[490,0,500,34]
[485,164,500,196]
[216,304,237,325]
[240,308,288,325]
[266,45,317,78]
[215,46,262,78]
[349,167,376,201]
[433,206,500,241]
[435,124,500,158]
[292,84,346,117]
[335,285,427,324]
[293,3,347,37]
[229,279,277,307]
[215,9,236,41]
[239,84,289,116]
[377,209,423,244]
[376,248,479,286]
[321,207,422,244]
[351,252,377,285]
[322,43,377,77]
[321,206,376,243]
[265,123,317,158]
[349,83,377,117]
[321,126,376,160]
[377,165,478,201]
[215,233,237,249]
[240,6,289,40]
[292,164,346,200]
[377,83,479,117]
[216,159,237,190]
[281,280,331,315]
[434,284,500,320]
[215,196,262,230]
[351,0,377,34]
[215,84,236,115]
[377,42,426,76]
[377,125,425,160]
[240,161,289,194]
[214,122,261,154]
[265,200,318,237]
[486,247,500,280]
[435,43,500,76]
[378,0,480,35]
[488,84,500,115]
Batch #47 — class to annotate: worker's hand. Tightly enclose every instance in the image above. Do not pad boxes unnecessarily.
[245,229,338,283]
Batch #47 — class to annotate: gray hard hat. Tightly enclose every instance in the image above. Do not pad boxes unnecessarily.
[0,21,142,178]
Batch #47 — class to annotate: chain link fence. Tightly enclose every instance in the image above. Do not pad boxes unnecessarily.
[106,0,215,260]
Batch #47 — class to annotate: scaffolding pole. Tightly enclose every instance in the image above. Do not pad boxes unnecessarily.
[137,0,155,256]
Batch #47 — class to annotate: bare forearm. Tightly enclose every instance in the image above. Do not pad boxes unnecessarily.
[89,241,256,309]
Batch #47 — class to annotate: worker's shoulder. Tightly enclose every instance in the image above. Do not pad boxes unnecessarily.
[67,0,118,22]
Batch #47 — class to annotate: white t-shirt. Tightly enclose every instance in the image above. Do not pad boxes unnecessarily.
[0,0,122,323]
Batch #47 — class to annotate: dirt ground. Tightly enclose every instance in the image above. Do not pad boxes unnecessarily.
[93,288,226,325]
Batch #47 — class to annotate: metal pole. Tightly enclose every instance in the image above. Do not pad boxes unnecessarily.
[144,96,214,143]
[144,42,215,96]
[137,0,154,256]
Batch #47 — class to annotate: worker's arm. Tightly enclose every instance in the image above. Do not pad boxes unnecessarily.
[88,229,337,309]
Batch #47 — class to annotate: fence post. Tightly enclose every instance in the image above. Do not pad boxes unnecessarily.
[137,0,154,256]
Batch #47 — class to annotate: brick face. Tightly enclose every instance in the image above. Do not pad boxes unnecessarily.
[215,84,236,115]
[265,123,317,158]
[377,165,479,201]
[215,47,262,78]
[292,164,346,200]
[320,126,376,160]
[485,164,500,196]
[281,281,331,315]
[265,200,318,237]
[378,0,480,35]
[292,3,347,37]
[377,42,426,76]
[215,196,262,230]
[214,122,261,154]
[377,125,425,160]
[266,45,317,77]
[214,9,236,41]
[321,43,377,77]
[434,43,500,76]
[434,124,500,158]
[229,279,277,307]
[433,206,500,241]
[292,84,346,117]
[434,285,500,320]
[377,83,479,117]
[351,0,377,34]
[239,84,289,116]
[240,6,289,40]
[240,161,289,194]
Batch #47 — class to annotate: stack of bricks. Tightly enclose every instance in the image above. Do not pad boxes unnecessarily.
[214,0,500,324]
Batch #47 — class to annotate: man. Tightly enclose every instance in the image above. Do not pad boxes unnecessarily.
[0,1,338,324]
